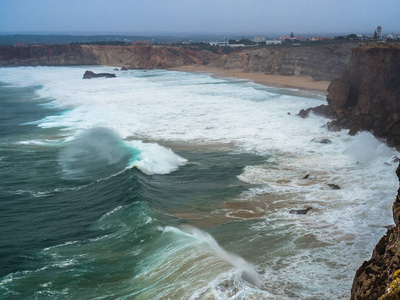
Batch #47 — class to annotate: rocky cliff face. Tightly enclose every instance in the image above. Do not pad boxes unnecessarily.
[325,45,400,147]
[0,43,357,81]
[209,43,357,81]
[0,45,217,68]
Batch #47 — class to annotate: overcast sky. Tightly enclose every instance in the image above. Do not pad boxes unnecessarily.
[1,0,399,35]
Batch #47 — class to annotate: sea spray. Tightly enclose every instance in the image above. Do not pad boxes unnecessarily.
[58,127,187,180]
[165,225,261,288]
[58,127,135,181]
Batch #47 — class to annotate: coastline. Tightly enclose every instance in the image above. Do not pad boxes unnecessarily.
[169,65,330,95]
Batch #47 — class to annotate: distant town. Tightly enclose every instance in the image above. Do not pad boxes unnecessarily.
[208,26,398,47]
[2,26,399,48]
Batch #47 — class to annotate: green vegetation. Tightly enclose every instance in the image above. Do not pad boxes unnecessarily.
[346,33,359,40]
[228,38,256,45]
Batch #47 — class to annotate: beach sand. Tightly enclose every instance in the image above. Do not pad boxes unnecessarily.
[170,65,330,94]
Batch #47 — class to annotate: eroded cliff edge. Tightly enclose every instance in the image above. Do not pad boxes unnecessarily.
[0,43,357,82]
[327,45,400,148]
[0,45,217,69]
[208,42,357,81]
[302,45,400,147]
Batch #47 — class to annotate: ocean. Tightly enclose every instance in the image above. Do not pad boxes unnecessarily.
[0,66,398,299]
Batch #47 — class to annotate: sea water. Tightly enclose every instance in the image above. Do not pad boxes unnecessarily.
[0,66,398,299]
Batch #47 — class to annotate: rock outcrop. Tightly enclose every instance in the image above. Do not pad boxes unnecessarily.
[327,45,400,146]
[351,163,400,299]
[302,45,400,147]
[83,70,116,79]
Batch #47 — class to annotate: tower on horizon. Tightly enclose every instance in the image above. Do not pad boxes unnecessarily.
[377,26,382,39]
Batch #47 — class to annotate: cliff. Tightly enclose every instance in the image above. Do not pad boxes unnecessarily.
[208,43,357,81]
[0,44,217,69]
[0,43,357,82]
[325,45,400,147]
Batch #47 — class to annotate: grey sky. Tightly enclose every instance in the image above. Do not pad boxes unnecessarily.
[1,0,399,35]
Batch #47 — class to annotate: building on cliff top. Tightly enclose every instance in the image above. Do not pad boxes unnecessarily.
[253,37,265,43]
[377,26,383,39]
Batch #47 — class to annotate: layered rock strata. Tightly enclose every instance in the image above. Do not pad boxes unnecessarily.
[209,43,357,81]
[0,45,216,69]
[0,43,358,82]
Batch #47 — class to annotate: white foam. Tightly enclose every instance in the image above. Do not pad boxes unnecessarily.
[0,66,325,153]
[1,66,399,298]
[127,140,187,175]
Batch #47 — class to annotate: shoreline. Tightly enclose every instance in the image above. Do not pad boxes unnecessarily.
[169,65,330,96]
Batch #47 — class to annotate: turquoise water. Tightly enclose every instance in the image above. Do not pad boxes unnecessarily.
[0,67,398,299]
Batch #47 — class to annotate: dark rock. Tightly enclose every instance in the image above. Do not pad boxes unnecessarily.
[83,70,116,79]
[298,108,310,118]
[289,207,313,215]
[114,68,119,71]
[303,174,310,179]
[121,66,128,70]
[311,138,332,144]
[327,120,341,132]
[328,184,341,190]
[298,104,334,119]
[383,225,395,230]
[325,45,400,148]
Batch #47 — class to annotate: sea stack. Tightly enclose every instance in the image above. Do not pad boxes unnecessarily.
[83,70,116,79]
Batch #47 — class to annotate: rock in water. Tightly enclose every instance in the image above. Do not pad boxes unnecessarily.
[289,207,313,215]
[83,70,116,79]
[311,138,332,144]
[328,184,341,190]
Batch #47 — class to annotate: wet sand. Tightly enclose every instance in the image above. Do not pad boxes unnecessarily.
[170,65,330,94]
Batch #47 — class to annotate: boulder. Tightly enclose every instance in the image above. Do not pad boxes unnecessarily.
[289,207,313,215]
[328,184,341,190]
[298,104,334,119]
[83,70,116,79]
[311,138,332,144]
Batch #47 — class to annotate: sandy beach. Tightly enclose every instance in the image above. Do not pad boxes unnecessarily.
[170,65,330,94]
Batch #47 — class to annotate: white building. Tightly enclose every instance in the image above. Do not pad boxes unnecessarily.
[209,41,245,47]
[387,33,400,40]
[253,37,265,43]
[265,40,282,45]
